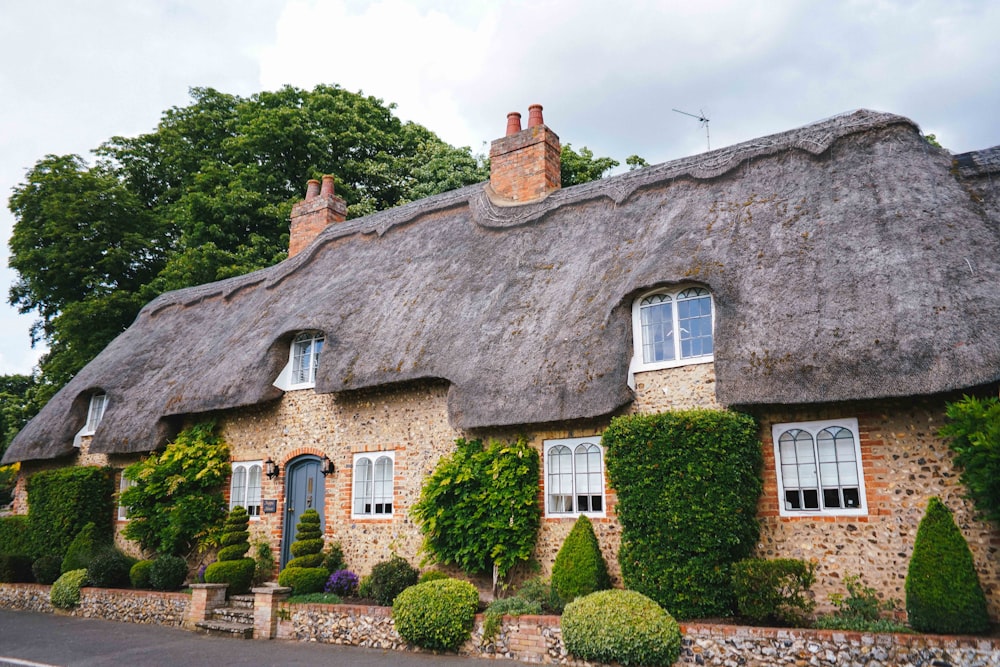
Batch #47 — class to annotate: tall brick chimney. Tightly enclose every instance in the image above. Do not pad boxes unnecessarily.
[489,104,561,202]
[288,174,347,257]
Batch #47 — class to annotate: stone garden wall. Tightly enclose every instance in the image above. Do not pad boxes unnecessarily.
[0,583,188,626]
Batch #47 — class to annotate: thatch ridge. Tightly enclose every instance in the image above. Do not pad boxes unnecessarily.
[6,109,1000,463]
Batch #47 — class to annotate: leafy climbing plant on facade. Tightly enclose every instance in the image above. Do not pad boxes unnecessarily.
[412,437,540,595]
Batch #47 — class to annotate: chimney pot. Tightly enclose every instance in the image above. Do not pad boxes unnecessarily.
[320,174,335,198]
[527,104,544,128]
[305,179,321,200]
[505,112,522,137]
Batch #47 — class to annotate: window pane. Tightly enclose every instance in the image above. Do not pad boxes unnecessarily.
[374,456,393,514]
[548,446,573,509]
[785,490,801,510]
[838,462,859,485]
[354,458,372,514]
[247,465,262,515]
[819,462,840,486]
[641,300,675,363]
[802,489,819,509]
[843,488,860,508]
[230,466,247,509]
[677,294,713,359]
[823,488,842,508]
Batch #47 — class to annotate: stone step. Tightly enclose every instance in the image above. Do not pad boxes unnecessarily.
[194,619,254,640]
[228,594,255,609]
[209,607,254,625]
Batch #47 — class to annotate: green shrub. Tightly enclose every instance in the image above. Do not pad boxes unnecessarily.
[814,575,908,632]
[940,395,1000,523]
[0,516,33,557]
[149,554,188,591]
[393,578,479,651]
[322,542,345,574]
[731,558,816,626]
[50,569,89,609]
[0,554,33,583]
[252,541,276,586]
[551,515,610,610]
[482,595,543,641]
[563,589,681,667]
[32,555,63,584]
[287,592,342,604]
[61,522,102,574]
[277,566,328,595]
[367,555,419,606]
[905,497,989,634]
[130,559,155,589]
[358,575,372,599]
[604,409,762,619]
[284,509,324,569]
[203,506,255,594]
[86,547,135,588]
[418,569,449,584]
[27,466,113,560]
[515,577,559,614]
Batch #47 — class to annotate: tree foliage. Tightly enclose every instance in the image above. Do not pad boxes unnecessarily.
[120,422,230,557]
[412,437,540,592]
[560,144,619,187]
[7,84,489,393]
[0,374,42,458]
[939,395,1000,524]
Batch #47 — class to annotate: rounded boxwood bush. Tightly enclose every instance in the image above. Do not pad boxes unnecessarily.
[563,589,681,667]
[393,578,479,651]
[33,555,63,585]
[277,566,328,595]
[205,559,256,595]
[551,515,611,610]
[905,497,989,634]
[367,555,419,606]
[130,559,154,589]
[86,547,134,588]
[149,554,188,591]
[51,569,89,609]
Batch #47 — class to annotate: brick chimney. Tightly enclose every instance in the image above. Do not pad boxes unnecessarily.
[288,174,347,257]
[489,104,561,202]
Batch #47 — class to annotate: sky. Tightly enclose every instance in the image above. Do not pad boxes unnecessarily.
[1,0,998,376]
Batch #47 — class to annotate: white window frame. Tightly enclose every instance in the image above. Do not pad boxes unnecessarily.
[83,393,107,435]
[351,451,395,519]
[772,418,867,518]
[629,286,715,377]
[117,473,135,521]
[544,437,607,518]
[273,331,325,390]
[230,461,263,518]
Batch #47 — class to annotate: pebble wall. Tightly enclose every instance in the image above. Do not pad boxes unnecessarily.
[0,583,188,626]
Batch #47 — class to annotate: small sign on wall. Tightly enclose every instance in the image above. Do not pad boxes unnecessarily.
[262,499,278,514]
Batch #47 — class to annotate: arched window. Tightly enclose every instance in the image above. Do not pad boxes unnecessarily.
[632,287,714,372]
[353,452,394,517]
[230,461,263,517]
[773,418,866,517]
[273,331,325,390]
[544,437,605,517]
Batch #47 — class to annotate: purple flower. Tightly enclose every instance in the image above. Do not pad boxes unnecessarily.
[325,569,359,596]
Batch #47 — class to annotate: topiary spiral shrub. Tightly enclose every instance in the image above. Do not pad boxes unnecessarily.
[86,547,135,588]
[731,558,816,626]
[285,509,324,569]
[51,569,89,609]
[562,589,681,667]
[149,554,188,591]
[393,578,479,651]
[204,506,255,594]
[551,515,611,610]
[905,497,989,634]
[278,566,329,595]
[367,554,419,606]
[32,555,63,585]
[129,559,154,589]
[325,569,359,597]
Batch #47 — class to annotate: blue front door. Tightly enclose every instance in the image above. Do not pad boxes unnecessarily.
[281,456,324,567]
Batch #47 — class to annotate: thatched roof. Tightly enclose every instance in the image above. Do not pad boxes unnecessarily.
[6,109,1000,463]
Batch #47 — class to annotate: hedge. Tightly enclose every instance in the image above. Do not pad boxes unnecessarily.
[26,466,113,559]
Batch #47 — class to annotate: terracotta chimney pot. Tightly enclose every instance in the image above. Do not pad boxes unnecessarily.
[527,104,544,128]
[320,174,335,197]
[305,179,321,200]
[505,112,523,137]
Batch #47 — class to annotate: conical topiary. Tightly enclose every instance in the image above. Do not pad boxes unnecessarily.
[551,515,611,610]
[61,522,102,574]
[905,497,989,634]
[277,509,328,595]
[204,506,256,595]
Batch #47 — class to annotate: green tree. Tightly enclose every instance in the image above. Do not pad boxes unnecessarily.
[940,395,1000,523]
[0,374,40,457]
[412,437,540,595]
[560,144,620,187]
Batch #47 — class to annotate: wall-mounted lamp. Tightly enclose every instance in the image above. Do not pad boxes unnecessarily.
[265,457,280,479]
[320,455,335,477]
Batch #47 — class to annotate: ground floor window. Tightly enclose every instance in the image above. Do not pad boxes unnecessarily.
[230,461,262,517]
[544,436,606,517]
[117,473,135,521]
[772,418,867,517]
[352,451,394,518]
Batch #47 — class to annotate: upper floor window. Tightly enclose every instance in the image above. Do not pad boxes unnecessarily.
[83,393,107,435]
[230,461,263,517]
[352,452,394,518]
[772,418,867,517]
[273,331,325,390]
[631,287,714,373]
[545,437,606,518]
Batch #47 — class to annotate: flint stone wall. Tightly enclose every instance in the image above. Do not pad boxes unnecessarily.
[0,583,188,626]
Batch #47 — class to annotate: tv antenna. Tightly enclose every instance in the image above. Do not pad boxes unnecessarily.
[672,108,711,151]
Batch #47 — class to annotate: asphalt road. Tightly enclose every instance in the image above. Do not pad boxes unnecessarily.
[0,609,527,667]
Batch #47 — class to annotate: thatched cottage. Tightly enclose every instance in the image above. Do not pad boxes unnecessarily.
[4,106,999,614]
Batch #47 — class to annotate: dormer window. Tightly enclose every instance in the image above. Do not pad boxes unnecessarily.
[84,393,107,435]
[631,286,714,374]
[273,331,325,390]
